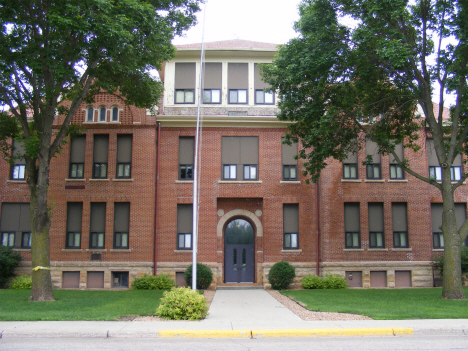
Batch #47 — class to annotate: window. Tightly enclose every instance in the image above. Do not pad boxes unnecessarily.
[343,144,358,179]
[221,136,258,181]
[66,202,82,249]
[0,203,30,248]
[177,204,193,250]
[1,232,15,247]
[344,203,360,248]
[431,203,466,249]
[366,138,381,179]
[179,137,194,180]
[175,89,195,104]
[392,203,408,248]
[111,106,119,122]
[114,203,130,249]
[389,143,405,179]
[93,135,109,179]
[283,204,299,249]
[243,165,257,180]
[174,62,196,104]
[368,203,384,248]
[343,164,357,179]
[429,166,442,181]
[62,271,80,289]
[427,139,462,181]
[282,138,298,180]
[255,90,274,104]
[69,135,85,179]
[87,271,104,289]
[90,203,106,249]
[21,232,31,248]
[203,89,221,103]
[86,107,94,122]
[254,63,274,105]
[451,166,462,181]
[223,165,237,179]
[11,140,26,180]
[229,89,247,104]
[116,135,132,178]
[99,106,106,122]
[112,272,129,288]
[228,63,248,104]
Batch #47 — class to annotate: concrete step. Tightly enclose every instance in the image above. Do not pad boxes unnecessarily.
[216,284,264,290]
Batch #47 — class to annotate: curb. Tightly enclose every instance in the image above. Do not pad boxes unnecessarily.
[158,327,414,338]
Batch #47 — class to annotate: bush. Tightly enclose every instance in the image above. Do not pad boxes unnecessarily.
[9,275,32,289]
[131,274,175,290]
[156,287,208,320]
[268,261,296,290]
[0,246,22,288]
[184,263,213,290]
[301,274,323,289]
[434,246,468,276]
[322,274,348,289]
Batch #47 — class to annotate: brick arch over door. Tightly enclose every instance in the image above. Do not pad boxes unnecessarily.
[217,209,263,238]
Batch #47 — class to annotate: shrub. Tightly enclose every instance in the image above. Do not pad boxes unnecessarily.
[301,274,323,289]
[322,274,348,289]
[9,275,32,289]
[131,274,175,290]
[184,263,213,290]
[268,261,296,290]
[156,287,208,320]
[0,246,22,288]
[434,247,468,276]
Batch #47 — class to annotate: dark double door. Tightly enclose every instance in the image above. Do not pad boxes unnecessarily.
[224,219,255,283]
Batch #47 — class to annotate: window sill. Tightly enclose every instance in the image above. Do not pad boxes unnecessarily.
[387,179,408,183]
[85,249,107,252]
[343,248,364,251]
[174,249,192,253]
[391,248,412,251]
[341,179,362,183]
[13,248,31,252]
[89,178,110,182]
[280,180,301,184]
[367,248,388,251]
[218,180,262,184]
[175,180,194,183]
[432,249,444,252]
[110,249,132,252]
[364,179,385,183]
[281,249,302,253]
[65,178,86,182]
[7,180,27,184]
[112,179,134,182]
[62,249,84,252]
[133,122,141,125]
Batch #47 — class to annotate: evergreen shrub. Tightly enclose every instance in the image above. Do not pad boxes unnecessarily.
[9,275,32,289]
[131,274,175,290]
[184,263,213,290]
[301,274,323,289]
[322,274,348,289]
[0,246,22,288]
[156,287,208,320]
[268,261,296,290]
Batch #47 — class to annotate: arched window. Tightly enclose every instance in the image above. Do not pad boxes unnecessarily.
[86,107,94,122]
[112,106,119,122]
[99,106,106,122]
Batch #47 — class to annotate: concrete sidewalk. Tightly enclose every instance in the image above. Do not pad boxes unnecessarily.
[1,289,467,338]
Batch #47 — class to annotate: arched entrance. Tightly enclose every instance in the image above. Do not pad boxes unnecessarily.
[224,218,255,283]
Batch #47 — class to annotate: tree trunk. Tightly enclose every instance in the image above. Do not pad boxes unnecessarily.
[441,166,465,300]
[28,153,54,302]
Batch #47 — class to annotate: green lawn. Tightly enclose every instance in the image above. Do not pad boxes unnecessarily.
[281,288,468,320]
[0,289,165,321]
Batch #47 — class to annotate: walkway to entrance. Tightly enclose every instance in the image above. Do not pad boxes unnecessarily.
[205,289,303,329]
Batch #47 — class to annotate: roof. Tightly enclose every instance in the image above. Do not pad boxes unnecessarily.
[175,39,278,51]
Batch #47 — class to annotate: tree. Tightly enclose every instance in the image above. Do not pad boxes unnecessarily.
[262,0,468,299]
[0,0,201,301]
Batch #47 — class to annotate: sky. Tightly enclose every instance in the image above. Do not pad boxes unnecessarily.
[172,0,302,46]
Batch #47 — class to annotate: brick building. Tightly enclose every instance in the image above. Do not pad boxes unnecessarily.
[1,40,466,289]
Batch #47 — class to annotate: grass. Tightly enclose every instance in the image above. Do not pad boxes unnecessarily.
[281,288,468,320]
[0,289,165,321]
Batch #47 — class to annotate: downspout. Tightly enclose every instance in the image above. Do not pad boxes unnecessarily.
[316,177,321,276]
[153,122,161,275]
